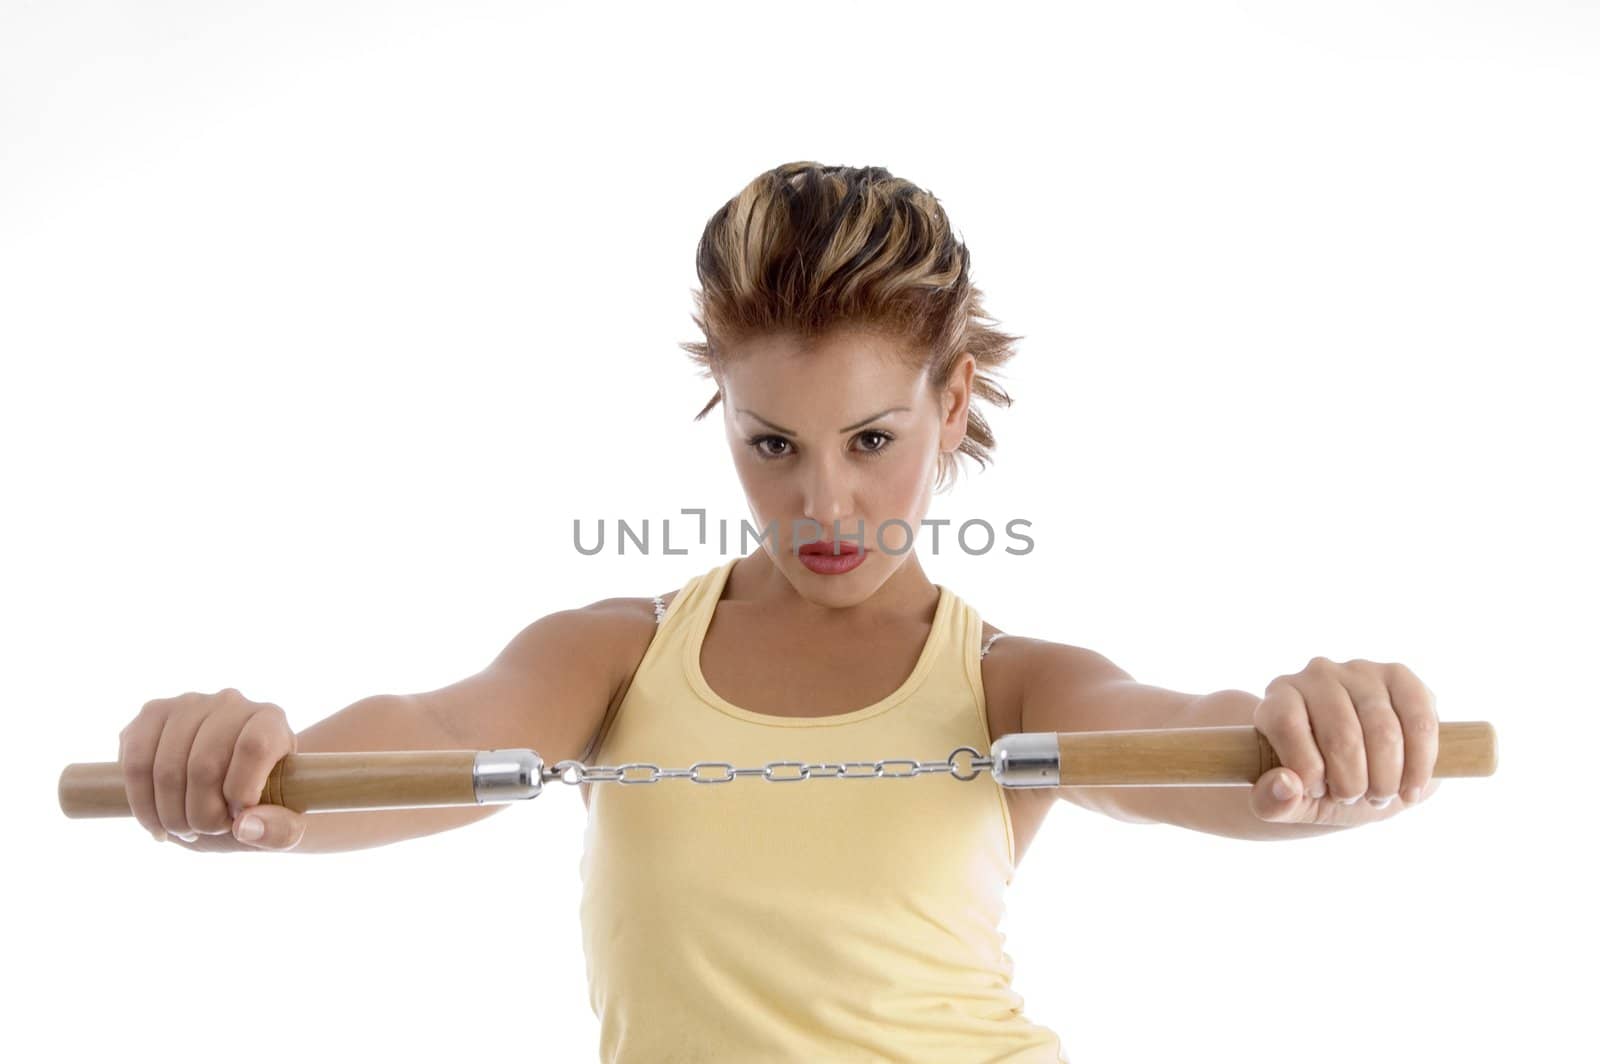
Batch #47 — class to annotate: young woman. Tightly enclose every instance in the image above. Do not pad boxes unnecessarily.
[120,161,1443,1062]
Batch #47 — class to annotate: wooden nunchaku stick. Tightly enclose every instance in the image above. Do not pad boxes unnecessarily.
[57,721,1497,819]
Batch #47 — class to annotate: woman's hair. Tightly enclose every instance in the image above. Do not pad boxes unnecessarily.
[679,161,1022,493]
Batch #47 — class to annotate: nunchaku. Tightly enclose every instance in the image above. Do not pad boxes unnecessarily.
[58,721,1497,819]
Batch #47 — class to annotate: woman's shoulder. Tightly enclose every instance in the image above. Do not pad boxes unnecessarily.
[971,622,1135,733]
[960,617,1126,716]
[556,590,684,709]
[581,588,682,630]
[974,623,1122,679]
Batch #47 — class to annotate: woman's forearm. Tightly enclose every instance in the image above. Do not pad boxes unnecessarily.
[1106,690,1352,841]
[282,695,506,854]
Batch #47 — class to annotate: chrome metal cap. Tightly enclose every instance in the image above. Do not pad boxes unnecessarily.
[990,733,1061,788]
[472,749,544,803]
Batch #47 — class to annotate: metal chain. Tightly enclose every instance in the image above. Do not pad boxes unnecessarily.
[541,745,994,786]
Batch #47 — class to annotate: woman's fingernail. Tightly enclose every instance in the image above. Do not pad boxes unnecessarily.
[1309,781,1326,799]
[1404,786,1422,803]
[1367,795,1394,809]
[236,815,264,841]
[151,830,167,843]
[1272,776,1294,800]
[1339,794,1361,805]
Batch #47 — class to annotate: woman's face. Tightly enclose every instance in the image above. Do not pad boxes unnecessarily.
[717,325,975,604]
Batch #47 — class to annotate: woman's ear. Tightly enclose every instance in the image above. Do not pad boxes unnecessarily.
[939,354,976,451]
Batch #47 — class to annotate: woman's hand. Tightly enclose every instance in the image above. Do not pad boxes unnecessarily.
[120,687,308,851]
[1249,657,1443,826]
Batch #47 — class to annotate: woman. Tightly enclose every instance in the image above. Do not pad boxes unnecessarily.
[122,161,1442,1062]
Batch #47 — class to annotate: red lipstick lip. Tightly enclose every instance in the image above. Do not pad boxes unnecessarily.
[797,541,864,556]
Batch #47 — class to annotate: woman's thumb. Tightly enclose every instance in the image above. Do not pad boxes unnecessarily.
[231,805,307,850]
[1249,767,1305,822]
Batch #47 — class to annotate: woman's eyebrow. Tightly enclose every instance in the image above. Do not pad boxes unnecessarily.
[737,407,910,435]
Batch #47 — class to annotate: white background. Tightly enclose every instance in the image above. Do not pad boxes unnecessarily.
[4,2,1595,1061]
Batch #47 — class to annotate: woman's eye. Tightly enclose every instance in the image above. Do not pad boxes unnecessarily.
[857,430,893,454]
[750,435,791,459]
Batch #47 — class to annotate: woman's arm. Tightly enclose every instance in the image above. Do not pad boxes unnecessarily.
[285,599,647,854]
[1012,638,1346,841]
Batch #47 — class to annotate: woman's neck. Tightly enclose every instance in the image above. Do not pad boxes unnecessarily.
[725,547,939,627]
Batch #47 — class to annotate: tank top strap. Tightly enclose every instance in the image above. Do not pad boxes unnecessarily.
[580,558,733,762]
[663,554,735,638]
[645,555,734,641]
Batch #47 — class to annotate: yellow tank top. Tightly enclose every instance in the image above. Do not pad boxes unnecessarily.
[577,555,1066,1062]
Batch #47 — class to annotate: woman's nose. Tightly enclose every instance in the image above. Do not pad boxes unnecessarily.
[801,460,852,527]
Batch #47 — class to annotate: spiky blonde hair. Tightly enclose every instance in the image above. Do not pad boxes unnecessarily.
[679,161,1022,492]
